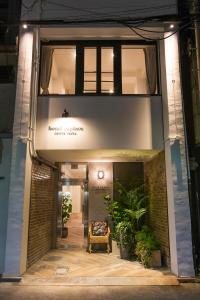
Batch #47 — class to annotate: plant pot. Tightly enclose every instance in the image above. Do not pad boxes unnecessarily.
[112,240,120,256]
[150,250,162,267]
[61,227,68,238]
[119,245,131,259]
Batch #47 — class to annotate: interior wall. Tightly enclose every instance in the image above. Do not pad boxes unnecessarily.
[63,185,82,213]
[88,162,113,222]
[144,151,170,266]
[27,160,58,268]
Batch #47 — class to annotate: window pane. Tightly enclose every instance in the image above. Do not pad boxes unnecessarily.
[122,46,157,94]
[84,48,96,93]
[40,46,76,95]
[101,47,114,93]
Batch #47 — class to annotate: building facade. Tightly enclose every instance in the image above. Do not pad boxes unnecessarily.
[0,0,197,278]
[0,0,21,276]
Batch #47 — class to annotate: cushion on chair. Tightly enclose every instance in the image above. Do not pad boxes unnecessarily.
[92,221,108,236]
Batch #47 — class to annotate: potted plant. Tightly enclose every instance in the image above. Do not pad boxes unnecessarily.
[61,191,72,238]
[104,183,147,259]
[135,225,161,268]
[115,220,134,259]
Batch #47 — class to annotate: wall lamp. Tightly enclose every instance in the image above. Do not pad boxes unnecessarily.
[98,170,104,179]
[62,108,69,118]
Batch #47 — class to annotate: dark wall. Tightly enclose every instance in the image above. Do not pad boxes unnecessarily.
[144,151,170,266]
[113,162,144,190]
[27,160,58,268]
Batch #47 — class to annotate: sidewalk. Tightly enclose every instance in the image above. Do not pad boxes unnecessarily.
[0,284,200,300]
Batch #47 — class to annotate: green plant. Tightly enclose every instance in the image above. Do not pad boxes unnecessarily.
[62,192,72,224]
[104,194,124,227]
[115,220,134,247]
[104,183,148,257]
[135,225,160,267]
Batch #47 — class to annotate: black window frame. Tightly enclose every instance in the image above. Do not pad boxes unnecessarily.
[39,40,160,96]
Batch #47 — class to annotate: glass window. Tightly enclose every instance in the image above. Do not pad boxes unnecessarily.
[84,47,97,93]
[101,47,114,93]
[122,46,157,94]
[40,46,76,95]
[39,43,158,96]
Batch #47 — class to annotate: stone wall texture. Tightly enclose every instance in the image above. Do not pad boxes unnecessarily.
[27,160,58,268]
[144,151,170,266]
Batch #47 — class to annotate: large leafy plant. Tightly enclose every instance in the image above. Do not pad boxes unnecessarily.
[104,182,148,251]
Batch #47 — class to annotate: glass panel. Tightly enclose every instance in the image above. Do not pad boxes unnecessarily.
[40,46,76,95]
[61,163,87,180]
[122,46,150,94]
[84,47,96,93]
[57,163,88,249]
[101,47,114,93]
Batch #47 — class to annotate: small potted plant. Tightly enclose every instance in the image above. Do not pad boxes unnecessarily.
[135,225,161,268]
[61,191,72,238]
[115,220,135,259]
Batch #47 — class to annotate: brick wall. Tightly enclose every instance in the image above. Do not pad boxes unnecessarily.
[144,151,170,266]
[27,160,58,268]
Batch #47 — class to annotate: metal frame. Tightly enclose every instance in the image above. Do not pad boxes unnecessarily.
[39,40,160,96]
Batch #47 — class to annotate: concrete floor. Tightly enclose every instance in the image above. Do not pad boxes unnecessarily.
[1,284,200,300]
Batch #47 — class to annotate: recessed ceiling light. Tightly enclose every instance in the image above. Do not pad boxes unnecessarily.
[22,24,28,29]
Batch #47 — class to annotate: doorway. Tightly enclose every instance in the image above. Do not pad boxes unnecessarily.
[57,163,88,249]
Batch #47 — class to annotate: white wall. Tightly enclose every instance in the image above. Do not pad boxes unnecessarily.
[36,96,163,151]
[3,29,34,276]
[21,0,177,21]
[161,34,195,276]
[63,185,82,213]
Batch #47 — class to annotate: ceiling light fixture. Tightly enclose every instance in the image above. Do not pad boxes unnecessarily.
[169,24,175,29]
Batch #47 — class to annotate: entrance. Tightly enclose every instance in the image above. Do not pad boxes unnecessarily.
[57,163,88,249]
[25,153,177,285]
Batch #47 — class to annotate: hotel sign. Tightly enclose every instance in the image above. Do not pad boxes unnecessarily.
[48,125,84,136]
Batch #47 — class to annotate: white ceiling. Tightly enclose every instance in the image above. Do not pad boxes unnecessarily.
[38,149,161,163]
[40,27,164,40]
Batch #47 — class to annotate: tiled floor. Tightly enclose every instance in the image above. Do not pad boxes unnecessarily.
[22,245,178,286]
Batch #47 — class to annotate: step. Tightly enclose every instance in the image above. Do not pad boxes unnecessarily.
[20,275,179,286]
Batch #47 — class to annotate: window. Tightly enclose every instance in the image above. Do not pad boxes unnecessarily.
[84,47,97,93]
[40,46,76,95]
[122,47,147,94]
[39,42,158,95]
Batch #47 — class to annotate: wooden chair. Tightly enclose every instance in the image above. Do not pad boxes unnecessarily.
[88,221,110,253]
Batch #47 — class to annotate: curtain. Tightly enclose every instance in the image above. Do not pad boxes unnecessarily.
[143,47,157,94]
[40,47,54,95]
